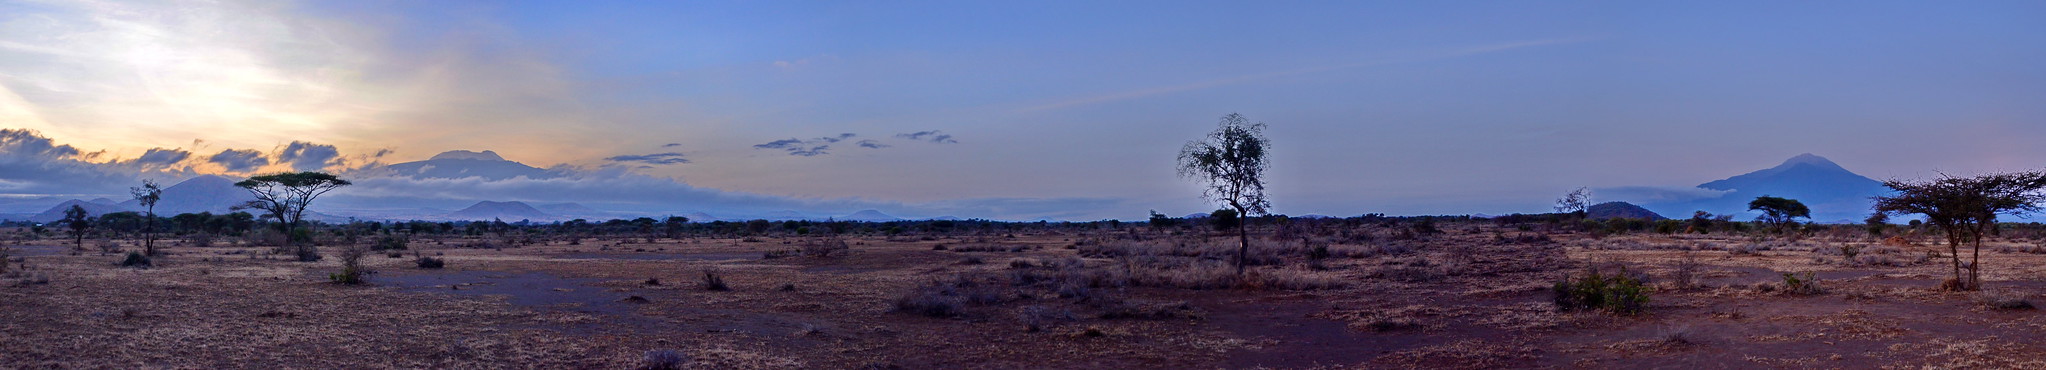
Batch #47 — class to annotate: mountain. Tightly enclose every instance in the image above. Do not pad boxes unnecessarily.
[1587,202,1666,221]
[683,212,717,222]
[116,175,255,215]
[840,210,902,222]
[1637,154,1888,223]
[445,201,554,221]
[28,199,134,223]
[375,150,560,181]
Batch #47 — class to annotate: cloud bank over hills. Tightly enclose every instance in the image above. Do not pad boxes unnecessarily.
[0,129,1118,221]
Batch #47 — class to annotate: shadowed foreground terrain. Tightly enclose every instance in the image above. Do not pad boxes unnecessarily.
[4,221,2046,368]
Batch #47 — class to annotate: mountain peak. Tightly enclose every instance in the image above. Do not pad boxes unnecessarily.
[428,150,507,162]
[1775,153,1843,171]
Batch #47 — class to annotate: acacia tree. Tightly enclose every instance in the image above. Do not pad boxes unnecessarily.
[1178,113,1270,275]
[1747,196,1810,233]
[61,204,92,254]
[1554,187,1592,215]
[236,172,352,261]
[131,180,163,256]
[1873,171,2046,291]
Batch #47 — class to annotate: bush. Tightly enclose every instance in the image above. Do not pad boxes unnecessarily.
[119,251,151,268]
[1552,266,1651,315]
[640,349,688,370]
[1976,290,2037,310]
[415,256,446,269]
[329,247,372,285]
[700,269,730,291]
[1779,272,1824,296]
[372,235,409,251]
[802,236,849,257]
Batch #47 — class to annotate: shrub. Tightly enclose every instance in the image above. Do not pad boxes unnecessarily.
[1552,266,1651,315]
[1779,272,1824,296]
[802,236,849,257]
[1975,290,2036,310]
[119,251,151,268]
[700,269,730,291]
[372,235,409,250]
[415,256,446,269]
[640,349,689,370]
[329,247,372,285]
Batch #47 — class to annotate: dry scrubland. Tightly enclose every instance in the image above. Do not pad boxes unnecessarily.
[4,222,2046,369]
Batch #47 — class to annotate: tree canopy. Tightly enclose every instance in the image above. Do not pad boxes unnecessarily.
[1873,171,2046,290]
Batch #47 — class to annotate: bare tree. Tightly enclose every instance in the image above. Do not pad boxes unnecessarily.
[1873,171,2046,291]
[1179,113,1270,275]
[235,172,352,261]
[130,180,163,256]
[1555,187,1591,215]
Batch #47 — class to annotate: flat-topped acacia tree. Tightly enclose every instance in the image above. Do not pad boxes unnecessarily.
[1179,113,1270,276]
[235,172,351,261]
[1873,171,2046,291]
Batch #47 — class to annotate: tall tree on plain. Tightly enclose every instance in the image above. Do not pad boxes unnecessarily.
[1178,113,1270,276]
[61,204,92,254]
[131,180,163,256]
[1873,171,2046,291]
[1747,196,1810,233]
[236,172,352,261]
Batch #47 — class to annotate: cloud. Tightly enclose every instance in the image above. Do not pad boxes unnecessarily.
[132,148,192,168]
[0,129,150,195]
[278,141,342,171]
[0,129,83,158]
[896,130,958,144]
[1593,186,1733,204]
[208,149,270,172]
[661,143,682,148]
[605,152,690,165]
[857,139,890,149]
[753,134,852,156]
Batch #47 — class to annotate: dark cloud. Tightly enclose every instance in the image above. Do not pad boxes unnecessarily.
[605,152,690,165]
[208,149,269,172]
[789,145,829,157]
[818,133,855,143]
[133,148,191,167]
[754,135,846,157]
[278,141,342,171]
[0,129,83,158]
[896,130,957,144]
[0,129,141,195]
[857,139,890,149]
[753,138,805,150]
[661,143,682,148]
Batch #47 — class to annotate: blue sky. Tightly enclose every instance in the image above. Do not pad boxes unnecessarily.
[2,1,2044,220]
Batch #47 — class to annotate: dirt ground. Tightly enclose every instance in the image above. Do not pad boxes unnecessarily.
[3,223,2045,369]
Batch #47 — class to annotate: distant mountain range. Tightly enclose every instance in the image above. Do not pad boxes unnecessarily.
[1632,154,1889,223]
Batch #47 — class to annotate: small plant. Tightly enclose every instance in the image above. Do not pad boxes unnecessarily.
[119,251,151,268]
[1552,266,1651,315]
[640,349,688,370]
[330,246,372,285]
[700,269,730,291]
[415,256,446,269]
[1670,252,1701,290]
[1976,290,2037,310]
[1779,271,1824,296]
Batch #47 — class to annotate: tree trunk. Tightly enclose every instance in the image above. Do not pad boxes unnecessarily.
[1234,206,1250,276]
[1947,230,1964,289]
[1969,229,1983,290]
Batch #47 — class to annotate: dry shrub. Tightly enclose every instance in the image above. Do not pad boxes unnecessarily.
[802,236,849,257]
[1975,290,2036,310]
[1241,269,1348,290]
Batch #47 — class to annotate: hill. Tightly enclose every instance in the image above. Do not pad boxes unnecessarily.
[840,210,902,222]
[28,199,134,223]
[1586,202,1666,221]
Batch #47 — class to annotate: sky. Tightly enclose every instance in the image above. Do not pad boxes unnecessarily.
[2,0,2044,220]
